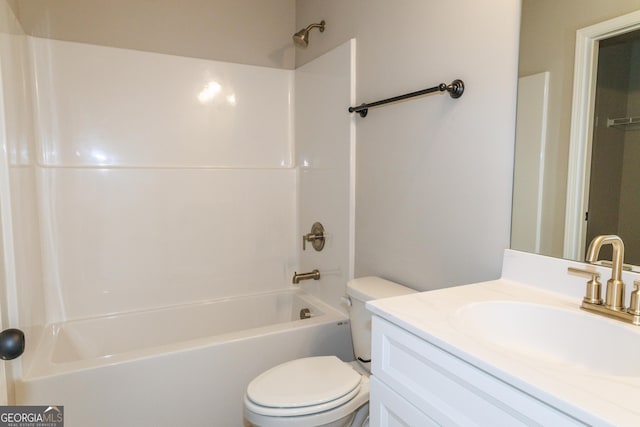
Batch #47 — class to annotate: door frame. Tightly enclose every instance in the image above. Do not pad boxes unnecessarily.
[0,51,13,405]
[563,10,640,260]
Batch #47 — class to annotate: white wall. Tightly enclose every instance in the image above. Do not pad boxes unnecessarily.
[296,0,521,290]
[28,38,297,321]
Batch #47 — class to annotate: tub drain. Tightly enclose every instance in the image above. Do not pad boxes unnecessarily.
[300,308,311,319]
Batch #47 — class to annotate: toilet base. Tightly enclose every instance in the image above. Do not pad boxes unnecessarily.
[244,411,355,427]
[244,403,369,427]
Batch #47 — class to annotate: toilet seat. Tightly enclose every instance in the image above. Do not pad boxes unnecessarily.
[245,383,361,417]
[245,356,362,417]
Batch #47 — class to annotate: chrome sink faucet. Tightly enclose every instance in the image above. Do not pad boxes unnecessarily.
[569,235,640,325]
[585,235,625,310]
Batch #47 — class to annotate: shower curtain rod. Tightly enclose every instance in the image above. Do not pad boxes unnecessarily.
[348,79,464,117]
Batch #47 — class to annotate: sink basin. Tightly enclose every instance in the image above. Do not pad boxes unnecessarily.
[458,301,640,377]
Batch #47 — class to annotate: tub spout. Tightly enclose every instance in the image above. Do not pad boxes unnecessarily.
[292,269,320,284]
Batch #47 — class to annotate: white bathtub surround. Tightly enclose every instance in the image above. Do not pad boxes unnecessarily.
[20,37,299,323]
[37,167,296,321]
[367,249,640,425]
[295,40,356,313]
[24,36,360,322]
[29,37,293,168]
[18,290,352,426]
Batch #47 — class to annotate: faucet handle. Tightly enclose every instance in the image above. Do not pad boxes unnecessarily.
[302,222,325,251]
[628,281,640,316]
[568,267,603,304]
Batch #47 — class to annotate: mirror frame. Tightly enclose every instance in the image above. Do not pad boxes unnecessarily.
[564,10,640,260]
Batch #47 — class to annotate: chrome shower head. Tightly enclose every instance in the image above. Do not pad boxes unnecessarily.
[293,20,325,48]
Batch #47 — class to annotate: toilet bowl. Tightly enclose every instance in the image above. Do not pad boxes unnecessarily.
[243,277,415,427]
[244,357,369,427]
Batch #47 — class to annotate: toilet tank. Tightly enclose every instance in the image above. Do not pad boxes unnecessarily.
[346,276,416,371]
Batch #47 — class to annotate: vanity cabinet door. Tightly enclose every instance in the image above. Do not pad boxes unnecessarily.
[370,376,439,427]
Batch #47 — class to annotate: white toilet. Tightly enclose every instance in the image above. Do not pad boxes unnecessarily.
[243,276,416,427]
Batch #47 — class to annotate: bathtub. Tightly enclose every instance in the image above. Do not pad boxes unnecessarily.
[15,289,353,427]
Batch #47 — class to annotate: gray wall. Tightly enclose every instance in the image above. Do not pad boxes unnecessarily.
[9,0,297,69]
[296,0,521,290]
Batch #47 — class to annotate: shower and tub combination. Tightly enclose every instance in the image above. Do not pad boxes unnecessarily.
[0,3,358,425]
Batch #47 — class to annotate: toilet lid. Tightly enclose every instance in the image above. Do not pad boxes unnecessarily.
[246,356,361,409]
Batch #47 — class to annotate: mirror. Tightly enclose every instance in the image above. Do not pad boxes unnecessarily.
[511,0,640,265]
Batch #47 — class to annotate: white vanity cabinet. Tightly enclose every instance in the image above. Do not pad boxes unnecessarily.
[366,251,640,426]
[369,315,586,427]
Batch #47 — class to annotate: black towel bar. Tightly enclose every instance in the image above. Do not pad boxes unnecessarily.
[348,79,464,118]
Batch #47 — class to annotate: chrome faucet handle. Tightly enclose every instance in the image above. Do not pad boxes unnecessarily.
[628,281,640,316]
[568,267,603,304]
